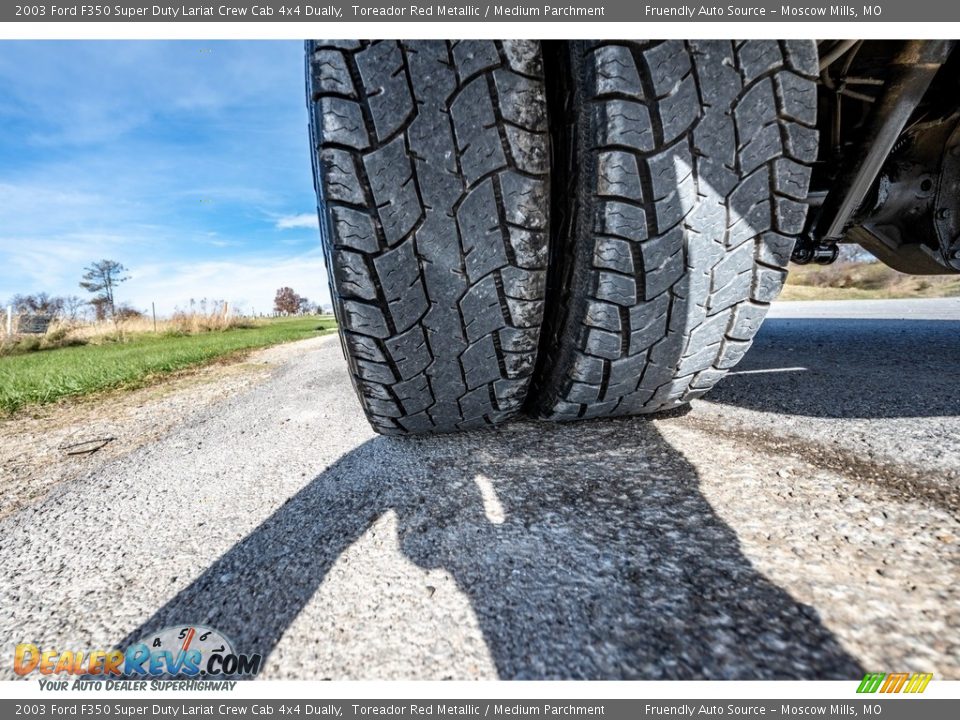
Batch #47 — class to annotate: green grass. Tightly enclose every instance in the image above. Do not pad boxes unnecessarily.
[0,317,336,415]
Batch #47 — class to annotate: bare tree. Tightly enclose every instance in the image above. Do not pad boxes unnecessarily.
[80,260,129,319]
[113,303,144,320]
[837,245,876,263]
[8,292,65,315]
[274,287,301,315]
[62,295,86,322]
[89,297,109,322]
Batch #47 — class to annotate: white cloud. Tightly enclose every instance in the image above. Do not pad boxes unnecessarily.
[127,251,331,316]
[0,42,328,316]
[0,231,149,300]
[0,236,332,315]
[274,213,319,230]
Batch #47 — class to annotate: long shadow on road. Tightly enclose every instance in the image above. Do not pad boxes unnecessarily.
[117,418,861,679]
[709,317,960,419]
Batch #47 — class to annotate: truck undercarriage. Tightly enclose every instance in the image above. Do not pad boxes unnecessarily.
[800,39,960,274]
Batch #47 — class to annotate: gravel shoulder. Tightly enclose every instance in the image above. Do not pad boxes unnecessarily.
[0,336,336,520]
[0,302,957,680]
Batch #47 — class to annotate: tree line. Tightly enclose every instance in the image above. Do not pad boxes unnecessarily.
[8,259,136,321]
[8,259,326,321]
[273,286,322,315]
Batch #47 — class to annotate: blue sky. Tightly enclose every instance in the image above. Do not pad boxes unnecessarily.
[0,41,329,316]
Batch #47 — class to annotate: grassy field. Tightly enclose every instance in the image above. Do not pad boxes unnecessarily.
[781,261,960,301]
[0,316,336,415]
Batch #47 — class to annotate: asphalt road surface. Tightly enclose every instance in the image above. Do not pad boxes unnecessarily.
[1,298,958,680]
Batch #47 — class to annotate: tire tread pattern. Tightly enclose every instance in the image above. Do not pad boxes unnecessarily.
[533,40,818,419]
[307,40,549,434]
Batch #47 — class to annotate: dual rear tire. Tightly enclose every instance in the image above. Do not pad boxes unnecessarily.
[307,40,819,434]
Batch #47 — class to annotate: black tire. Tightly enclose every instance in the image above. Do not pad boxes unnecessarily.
[306,40,550,435]
[532,40,818,420]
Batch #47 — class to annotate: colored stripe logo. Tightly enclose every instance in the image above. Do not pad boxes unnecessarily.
[857,672,932,693]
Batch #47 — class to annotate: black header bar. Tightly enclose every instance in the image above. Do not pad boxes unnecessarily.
[1,1,946,23]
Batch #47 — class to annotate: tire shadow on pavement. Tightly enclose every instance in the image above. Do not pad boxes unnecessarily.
[116,418,862,679]
[709,318,960,419]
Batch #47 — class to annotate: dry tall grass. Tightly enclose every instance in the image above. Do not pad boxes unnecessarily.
[1,301,261,356]
[782,261,960,301]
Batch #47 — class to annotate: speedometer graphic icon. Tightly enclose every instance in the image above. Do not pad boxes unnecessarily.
[133,625,238,676]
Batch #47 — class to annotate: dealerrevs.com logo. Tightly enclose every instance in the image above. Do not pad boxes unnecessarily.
[14,625,261,686]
